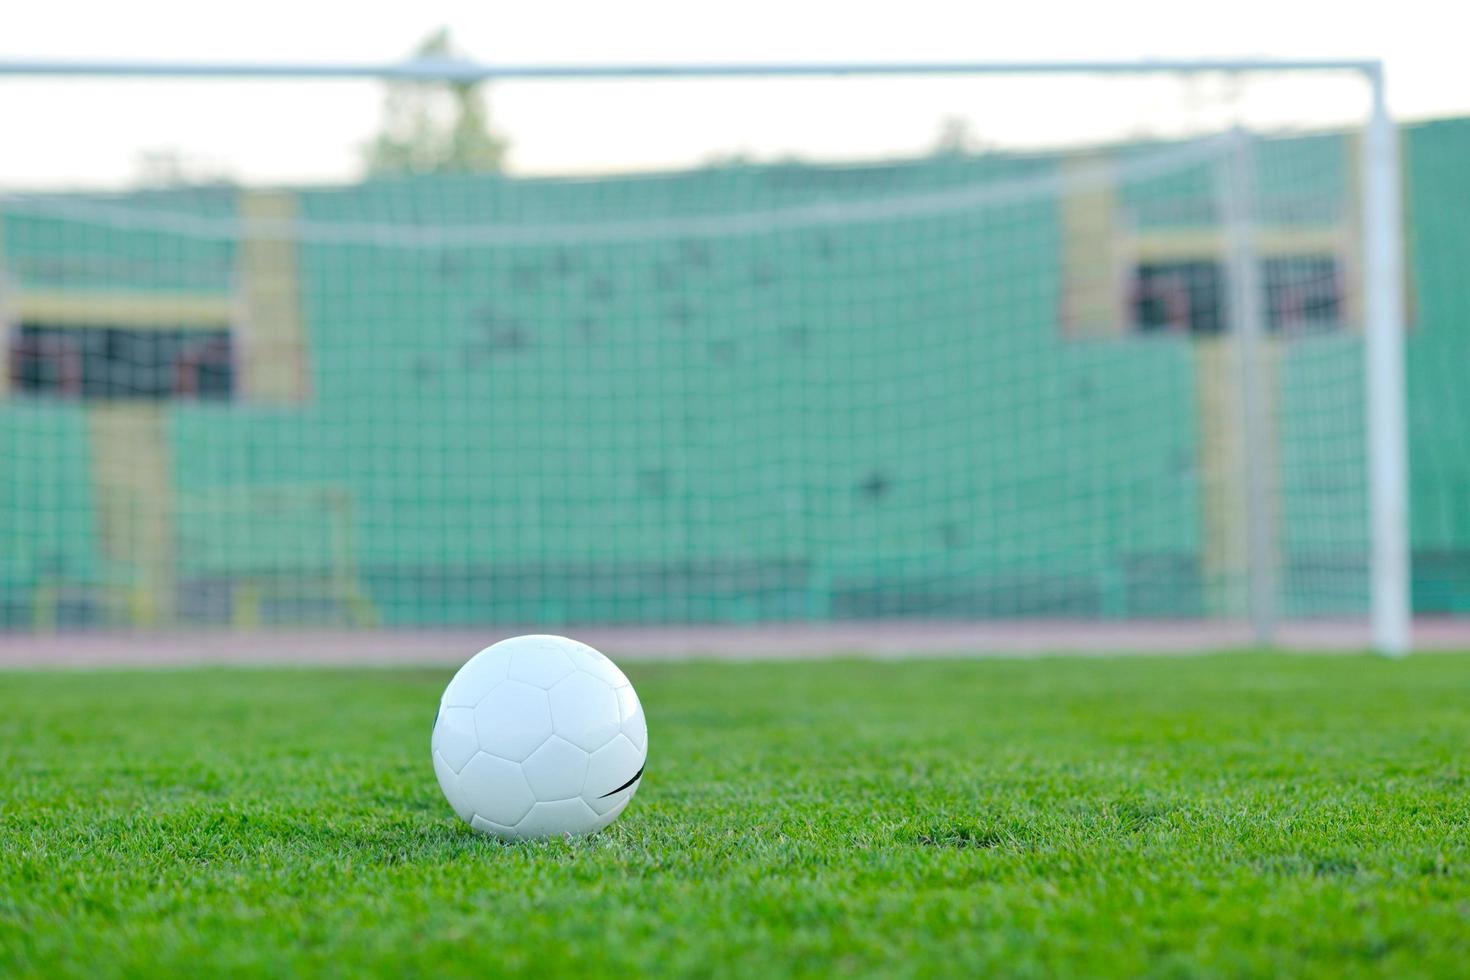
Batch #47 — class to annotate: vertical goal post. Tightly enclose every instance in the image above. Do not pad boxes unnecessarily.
[0,57,1411,654]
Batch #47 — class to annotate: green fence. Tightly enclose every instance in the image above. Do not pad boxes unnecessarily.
[1,120,1467,627]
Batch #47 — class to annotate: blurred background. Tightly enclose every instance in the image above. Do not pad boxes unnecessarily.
[1,1,1466,659]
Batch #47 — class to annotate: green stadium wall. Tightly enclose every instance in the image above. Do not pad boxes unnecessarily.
[1,118,1467,627]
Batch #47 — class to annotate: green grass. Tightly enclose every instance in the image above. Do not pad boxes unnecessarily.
[3,653,1470,977]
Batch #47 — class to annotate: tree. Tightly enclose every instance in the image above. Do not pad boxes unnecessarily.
[931,116,986,157]
[364,28,509,176]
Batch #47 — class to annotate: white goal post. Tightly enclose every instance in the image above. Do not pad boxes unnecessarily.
[0,57,1411,654]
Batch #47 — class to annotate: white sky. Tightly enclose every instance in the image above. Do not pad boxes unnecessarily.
[0,0,1464,187]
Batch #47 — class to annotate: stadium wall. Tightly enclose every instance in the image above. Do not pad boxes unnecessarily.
[1,118,1466,628]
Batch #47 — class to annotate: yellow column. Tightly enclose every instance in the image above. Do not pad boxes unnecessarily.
[1059,154,1123,339]
[238,190,308,402]
[88,404,175,625]
[1195,337,1280,617]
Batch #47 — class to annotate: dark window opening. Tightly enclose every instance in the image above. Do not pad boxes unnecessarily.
[10,324,234,401]
[1265,255,1342,334]
[1130,254,1343,336]
[1132,261,1224,335]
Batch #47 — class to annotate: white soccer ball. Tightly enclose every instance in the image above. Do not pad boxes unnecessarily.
[431,634,647,840]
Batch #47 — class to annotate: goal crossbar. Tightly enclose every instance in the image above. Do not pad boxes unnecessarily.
[0,57,1382,81]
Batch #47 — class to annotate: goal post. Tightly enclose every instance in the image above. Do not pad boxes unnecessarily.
[0,58,1411,653]
[1362,71,1412,656]
[1219,128,1275,646]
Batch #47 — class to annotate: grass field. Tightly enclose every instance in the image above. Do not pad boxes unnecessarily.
[3,653,1470,977]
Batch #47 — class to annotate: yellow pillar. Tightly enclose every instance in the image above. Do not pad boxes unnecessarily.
[1059,154,1124,339]
[238,190,308,402]
[88,404,175,625]
[1195,337,1280,617]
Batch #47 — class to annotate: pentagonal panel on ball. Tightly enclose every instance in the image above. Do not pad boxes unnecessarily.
[506,638,578,689]
[584,733,645,815]
[589,797,630,833]
[433,749,475,824]
[563,643,631,688]
[522,736,591,801]
[615,685,648,753]
[473,681,554,762]
[548,671,621,752]
[432,704,479,774]
[470,814,517,839]
[456,752,537,827]
[441,645,514,707]
[515,798,599,838]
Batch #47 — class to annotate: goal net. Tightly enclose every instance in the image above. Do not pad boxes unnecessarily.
[0,64,1406,647]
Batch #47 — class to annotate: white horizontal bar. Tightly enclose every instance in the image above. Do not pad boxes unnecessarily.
[0,57,1381,82]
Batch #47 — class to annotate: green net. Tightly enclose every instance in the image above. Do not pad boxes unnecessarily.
[4,113,1422,632]
[27,49,1470,644]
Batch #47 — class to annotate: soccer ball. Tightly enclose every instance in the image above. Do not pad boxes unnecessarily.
[431,634,647,840]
